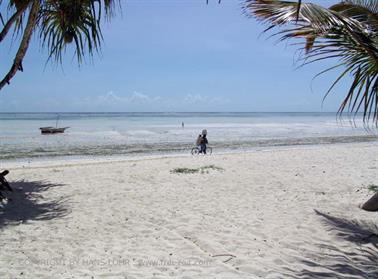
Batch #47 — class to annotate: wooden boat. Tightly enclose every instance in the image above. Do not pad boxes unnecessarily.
[39,114,69,134]
[40,127,69,134]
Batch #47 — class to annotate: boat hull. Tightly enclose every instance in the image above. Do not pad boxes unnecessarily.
[40,127,69,134]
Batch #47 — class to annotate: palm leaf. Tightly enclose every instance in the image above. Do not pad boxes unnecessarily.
[0,0,119,90]
[38,0,117,64]
[245,0,378,124]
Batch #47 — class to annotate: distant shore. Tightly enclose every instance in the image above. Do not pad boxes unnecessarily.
[1,142,377,278]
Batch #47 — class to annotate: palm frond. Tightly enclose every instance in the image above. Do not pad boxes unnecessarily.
[330,0,378,30]
[0,13,4,26]
[245,0,378,124]
[0,1,30,42]
[39,0,117,64]
[346,0,378,14]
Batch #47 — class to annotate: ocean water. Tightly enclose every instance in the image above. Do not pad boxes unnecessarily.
[0,112,376,161]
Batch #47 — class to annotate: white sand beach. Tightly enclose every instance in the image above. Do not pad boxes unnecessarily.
[1,142,378,278]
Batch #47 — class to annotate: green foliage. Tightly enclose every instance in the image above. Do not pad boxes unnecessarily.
[171,167,200,174]
[171,165,224,174]
[368,184,378,192]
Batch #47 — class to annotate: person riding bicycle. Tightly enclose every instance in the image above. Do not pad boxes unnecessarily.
[199,129,208,154]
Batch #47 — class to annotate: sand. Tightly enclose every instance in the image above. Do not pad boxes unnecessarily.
[1,142,378,278]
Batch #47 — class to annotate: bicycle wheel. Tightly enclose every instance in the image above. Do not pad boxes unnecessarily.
[207,147,212,155]
[191,147,199,155]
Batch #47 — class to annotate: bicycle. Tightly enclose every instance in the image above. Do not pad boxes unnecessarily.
[191,146,212,155]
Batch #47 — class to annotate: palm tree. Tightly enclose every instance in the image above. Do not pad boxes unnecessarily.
[245,0,378,211]
[244,0,378,124]
[0,0,118,90]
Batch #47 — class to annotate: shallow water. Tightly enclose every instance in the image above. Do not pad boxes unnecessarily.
[0,112,376,160]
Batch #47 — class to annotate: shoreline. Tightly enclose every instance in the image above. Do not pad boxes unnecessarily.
[1,134,377,163]
[2,140,377,170]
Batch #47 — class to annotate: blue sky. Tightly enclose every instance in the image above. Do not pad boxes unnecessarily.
[0,0,348,112]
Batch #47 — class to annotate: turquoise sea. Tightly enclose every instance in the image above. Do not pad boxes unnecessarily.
[0,112,377,161]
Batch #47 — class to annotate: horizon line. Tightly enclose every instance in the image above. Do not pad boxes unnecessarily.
[0,111,345,114]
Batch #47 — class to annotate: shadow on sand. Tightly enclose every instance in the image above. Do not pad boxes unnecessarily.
[0,180,69,228]
[284,210,378,279]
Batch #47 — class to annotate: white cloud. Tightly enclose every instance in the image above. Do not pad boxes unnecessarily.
[72,91,229,111]
[183,93,229,105]
[184,94,206,104]
[79,91,162,106]
[126,91,161,103]
[97,91,122,103]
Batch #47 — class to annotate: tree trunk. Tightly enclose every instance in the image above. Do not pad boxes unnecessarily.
[0,0,39,91]
[361,192,378,211]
